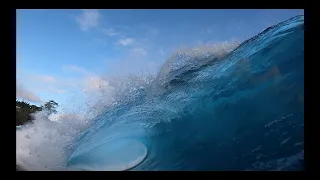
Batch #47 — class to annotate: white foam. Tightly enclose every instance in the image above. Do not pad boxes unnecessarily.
[16,111,90,171]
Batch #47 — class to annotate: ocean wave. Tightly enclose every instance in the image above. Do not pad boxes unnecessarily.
[16,15,304,171]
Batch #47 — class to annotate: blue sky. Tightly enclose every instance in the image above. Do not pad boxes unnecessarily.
[16,9,303,113]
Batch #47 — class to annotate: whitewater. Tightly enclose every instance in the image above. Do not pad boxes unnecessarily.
[16,15,304,171]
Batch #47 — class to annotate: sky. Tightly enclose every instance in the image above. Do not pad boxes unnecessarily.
[16,9,303,113]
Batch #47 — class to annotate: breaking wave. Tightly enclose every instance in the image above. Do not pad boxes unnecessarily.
[16,15,304,171]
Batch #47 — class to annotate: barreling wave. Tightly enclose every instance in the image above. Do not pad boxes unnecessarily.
[16,15,304,171]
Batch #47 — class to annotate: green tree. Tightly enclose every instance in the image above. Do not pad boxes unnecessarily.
[42,100,59,115]
[16,100,42,126]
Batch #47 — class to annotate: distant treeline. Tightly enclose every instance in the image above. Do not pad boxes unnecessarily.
[16,99,59,126]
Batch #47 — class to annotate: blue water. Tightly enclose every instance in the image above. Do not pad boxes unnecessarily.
[66,16,304,171]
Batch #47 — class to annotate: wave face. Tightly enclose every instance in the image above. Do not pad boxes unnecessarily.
[17,15,304,171]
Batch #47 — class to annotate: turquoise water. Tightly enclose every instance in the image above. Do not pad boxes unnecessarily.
[19,15,302,171]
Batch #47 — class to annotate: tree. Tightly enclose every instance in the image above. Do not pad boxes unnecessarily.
[16,100,42,126]
[42,100,59,115]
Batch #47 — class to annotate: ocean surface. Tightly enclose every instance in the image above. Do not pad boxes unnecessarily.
[16,15,304,171]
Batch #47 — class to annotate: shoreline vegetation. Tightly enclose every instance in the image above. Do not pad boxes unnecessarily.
[16,99,59,171]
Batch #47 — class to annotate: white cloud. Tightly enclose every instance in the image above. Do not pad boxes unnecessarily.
[76,9,100,31]
[16,84,42,103]
[131,47,147,56]
[117,38,135,46]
